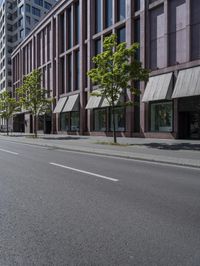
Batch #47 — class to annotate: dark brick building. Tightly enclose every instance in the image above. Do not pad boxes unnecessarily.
[12,0,200,139]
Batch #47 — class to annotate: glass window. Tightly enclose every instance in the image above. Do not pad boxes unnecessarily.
[117,27,126,43]
[26,15,31,24]
[44,1,52,10]
[117,0,126,21]
[67,7,72,49]
[150,102,173,132]
[34,0,43,7]
[110,107,125,131]
[67,54,72,92]
[94,108,107,131]
[32,7,41,17]
[26,27,30,35]
[71,112,80,131]
[25,4,30,12]
[60,113,70,131]
[134,0,140,12]
[105,0,113,28]
[134,18,140,60]
[18,17,23,26]
[95,0,102,33]
[75,2,80,44]
[38,115,44,130]
[20,28,24,38]
[95,39,101,55]
[75,50,80,90]
[60,13,65,52]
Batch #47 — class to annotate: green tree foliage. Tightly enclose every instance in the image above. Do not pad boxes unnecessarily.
[88,34,149,143]
[0,91,19,135]
[16,69,53,137]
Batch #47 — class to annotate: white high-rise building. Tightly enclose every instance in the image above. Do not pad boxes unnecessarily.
[0,0,55,93]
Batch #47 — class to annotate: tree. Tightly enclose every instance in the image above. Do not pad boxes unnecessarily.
[0,91,19,135]
[88,34,149,143]
[16,69,53,138]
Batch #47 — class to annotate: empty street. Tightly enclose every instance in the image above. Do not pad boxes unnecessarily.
[0,138,200,266]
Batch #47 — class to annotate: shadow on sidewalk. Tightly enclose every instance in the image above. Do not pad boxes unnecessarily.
[142,143,200,151]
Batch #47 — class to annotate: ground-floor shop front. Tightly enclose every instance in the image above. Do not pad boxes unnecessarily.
[12,66,200,140]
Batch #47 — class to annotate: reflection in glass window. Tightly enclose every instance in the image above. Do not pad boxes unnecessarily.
[150,102,173,132]
[117,0,126,21]
[134,0,140,12]
[75,50,80,90]
[105,0,113,28]
[95,39,101,55]
[60,112,70,131]
[67,54,72,92]
[38,115,44,130]
[71,112,80,131]
[134,18,140,60]
[117,27,126,43]
[67,7,72,49]
[110,107,125,131]
[75,2,80,45]
[94,108,107,131]
[95,0,102,33]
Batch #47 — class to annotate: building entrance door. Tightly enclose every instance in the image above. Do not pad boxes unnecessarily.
[189,112,200,139]
[179,112,200,139]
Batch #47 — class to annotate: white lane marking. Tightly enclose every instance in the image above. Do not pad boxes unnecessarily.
[49,162,119,182]
[0,148,18,155]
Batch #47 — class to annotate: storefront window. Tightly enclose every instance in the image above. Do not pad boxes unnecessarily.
[110,107,125,131]
[150,102,173,132]
[38,115,44,131]
[94,108,107,131]
[71,112,80,131]
[60,112,70,131]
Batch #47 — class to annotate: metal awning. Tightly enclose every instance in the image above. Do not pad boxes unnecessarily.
[53,97,68,113]
[62,94,79,112]
[172,66,200,98]
[142,72,173,102]
[85,91,103,109]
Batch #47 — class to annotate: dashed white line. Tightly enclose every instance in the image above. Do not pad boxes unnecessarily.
[49,162,119,182]
[0,148,19,155]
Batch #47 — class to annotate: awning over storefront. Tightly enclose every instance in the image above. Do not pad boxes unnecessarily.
[86,89,123,109]
[62,94,79,112]
[53,96,68,113]
[172,66,200,98]
[85,94,103,109]
[142,72,173,102]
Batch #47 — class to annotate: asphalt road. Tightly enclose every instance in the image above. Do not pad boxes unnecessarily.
[0,139,200,266]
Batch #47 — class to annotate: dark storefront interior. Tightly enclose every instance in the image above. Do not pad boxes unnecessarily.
[178,97,200,139]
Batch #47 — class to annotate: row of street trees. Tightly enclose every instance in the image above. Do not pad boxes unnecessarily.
[0,69,52,137]
[0,34,148,142]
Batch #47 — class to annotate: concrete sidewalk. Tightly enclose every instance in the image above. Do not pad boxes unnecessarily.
[0,133,200,168]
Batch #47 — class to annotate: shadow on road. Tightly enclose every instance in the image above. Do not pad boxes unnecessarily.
[141,143,200,151]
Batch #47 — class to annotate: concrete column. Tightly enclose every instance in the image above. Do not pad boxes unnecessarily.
[79,0,86,134]
[51,17,56,133]
[163,0,168,67]
[87,0,94,132]
[140,0,147,135]
[55,15,59,133]
[185,0,191,61]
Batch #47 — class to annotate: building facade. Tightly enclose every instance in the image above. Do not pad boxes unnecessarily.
[0,0,55,93]
[12,0,200,139]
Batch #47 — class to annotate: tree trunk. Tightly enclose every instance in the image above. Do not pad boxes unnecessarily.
[112,105,117,143]
[34,115,37,138]
[6,118,9,136]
